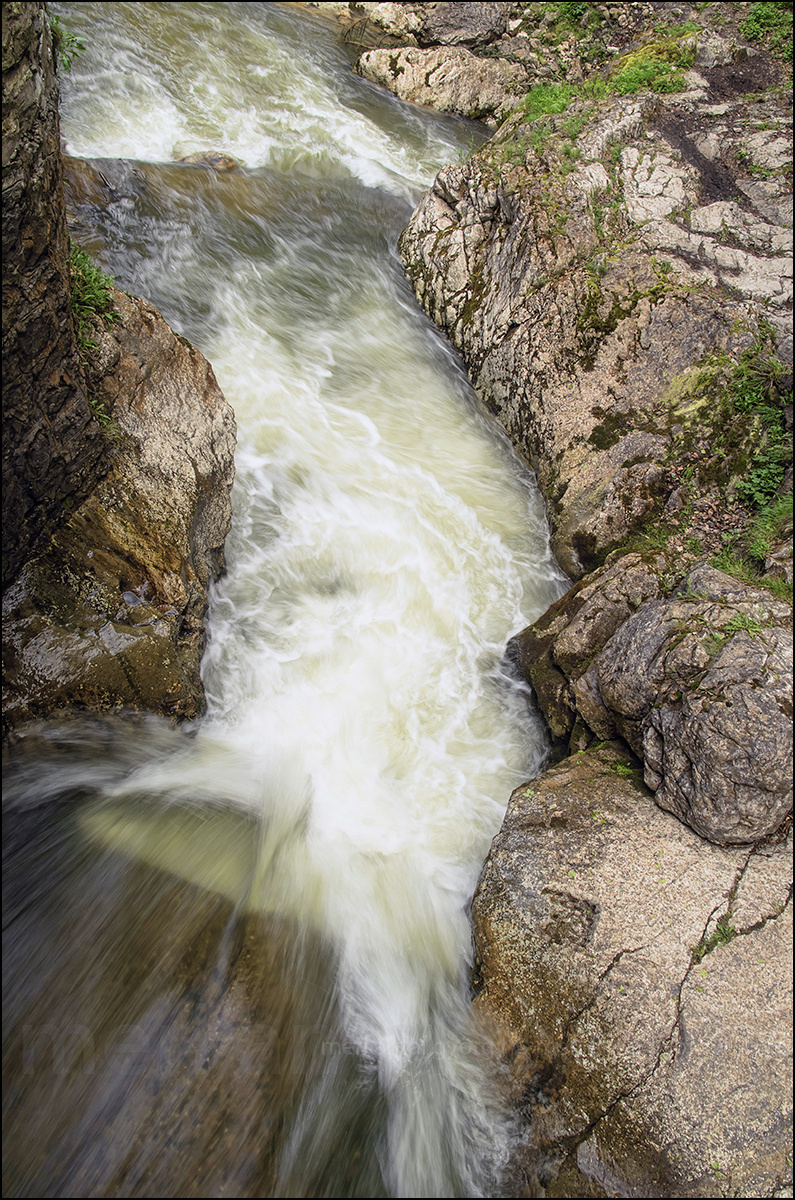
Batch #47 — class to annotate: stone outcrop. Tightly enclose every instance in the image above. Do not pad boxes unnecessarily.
[2,3,237,733]
[2,287,236,732]
[2,1,105,586]
[399,80,792,577]
[352,1,524,126]
[418,2,509,48]
[472,742,792,1199]
[512,559,793,845]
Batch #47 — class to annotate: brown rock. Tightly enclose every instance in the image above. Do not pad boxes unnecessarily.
[2,289,236,730]
[177,151,238,171]
[2,1,105,586]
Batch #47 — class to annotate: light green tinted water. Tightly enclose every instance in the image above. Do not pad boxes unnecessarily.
[3,4,566,1196]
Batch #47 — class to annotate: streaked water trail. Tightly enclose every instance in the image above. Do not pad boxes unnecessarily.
[3,4,567,1195]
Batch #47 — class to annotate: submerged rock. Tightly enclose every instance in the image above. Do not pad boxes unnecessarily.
[177,151,239,170]
[2,288,236,731]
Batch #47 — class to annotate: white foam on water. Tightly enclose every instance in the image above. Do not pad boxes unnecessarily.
[42,4,569,1193]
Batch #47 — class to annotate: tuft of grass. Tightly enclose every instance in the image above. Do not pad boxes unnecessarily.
[68,244,118,358]
[611,35,696,95]
[580,76,611,100]
[740,2,793,62]
[68,245,122,438]
[724,612,763,637]
[556,1,588,22]
[520,82,576,119]
[730,353,792,509]
[691,913,737,963]
[745,494,794,564]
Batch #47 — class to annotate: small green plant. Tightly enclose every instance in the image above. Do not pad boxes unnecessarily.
[556,1,588,21]
[746,494,794,563]
[691,913,737,963]
[86,393,122,442]
[613,60,688,95]
[724,612,763,636]
[740,2,793,62]
[68,243,118,358]
[611,34,696,95]
[520,82,576,119]
[730,350,792,511]
[710,501,793,605]
[655,21,700,38]
[562,111,589,139]
[49,14,85,73]
[580,77,610,100]
[702,632,726,657]
[68,245,122,438]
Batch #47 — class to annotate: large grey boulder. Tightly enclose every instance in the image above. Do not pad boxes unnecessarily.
[598,567,793,845]
[472,742,793,1198]
[418,2,508,47]
[510,552,662,745]
[513,560,793,845]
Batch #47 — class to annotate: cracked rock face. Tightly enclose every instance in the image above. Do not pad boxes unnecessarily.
[418,1,508,48]
[2,1,106,586]
[472,742,793,1198]
[399,87,793,578]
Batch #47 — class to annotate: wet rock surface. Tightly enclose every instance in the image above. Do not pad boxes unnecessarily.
[3,6,238,733]
[356,44,524,126]
[2,288,236,731]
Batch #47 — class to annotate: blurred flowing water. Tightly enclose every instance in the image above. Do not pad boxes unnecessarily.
[2,4,567,1196]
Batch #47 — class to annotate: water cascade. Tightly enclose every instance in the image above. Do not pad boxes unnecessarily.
[3,4,567,1195]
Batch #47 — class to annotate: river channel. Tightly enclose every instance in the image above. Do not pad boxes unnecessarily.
[3,4,567,1195]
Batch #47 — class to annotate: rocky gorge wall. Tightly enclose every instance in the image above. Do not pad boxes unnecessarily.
[343,2,794,1196]
[1,2,237,733]
[2,1,105,587]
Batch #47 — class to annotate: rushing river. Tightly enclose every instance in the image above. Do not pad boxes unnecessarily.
[3,4,567,1196]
